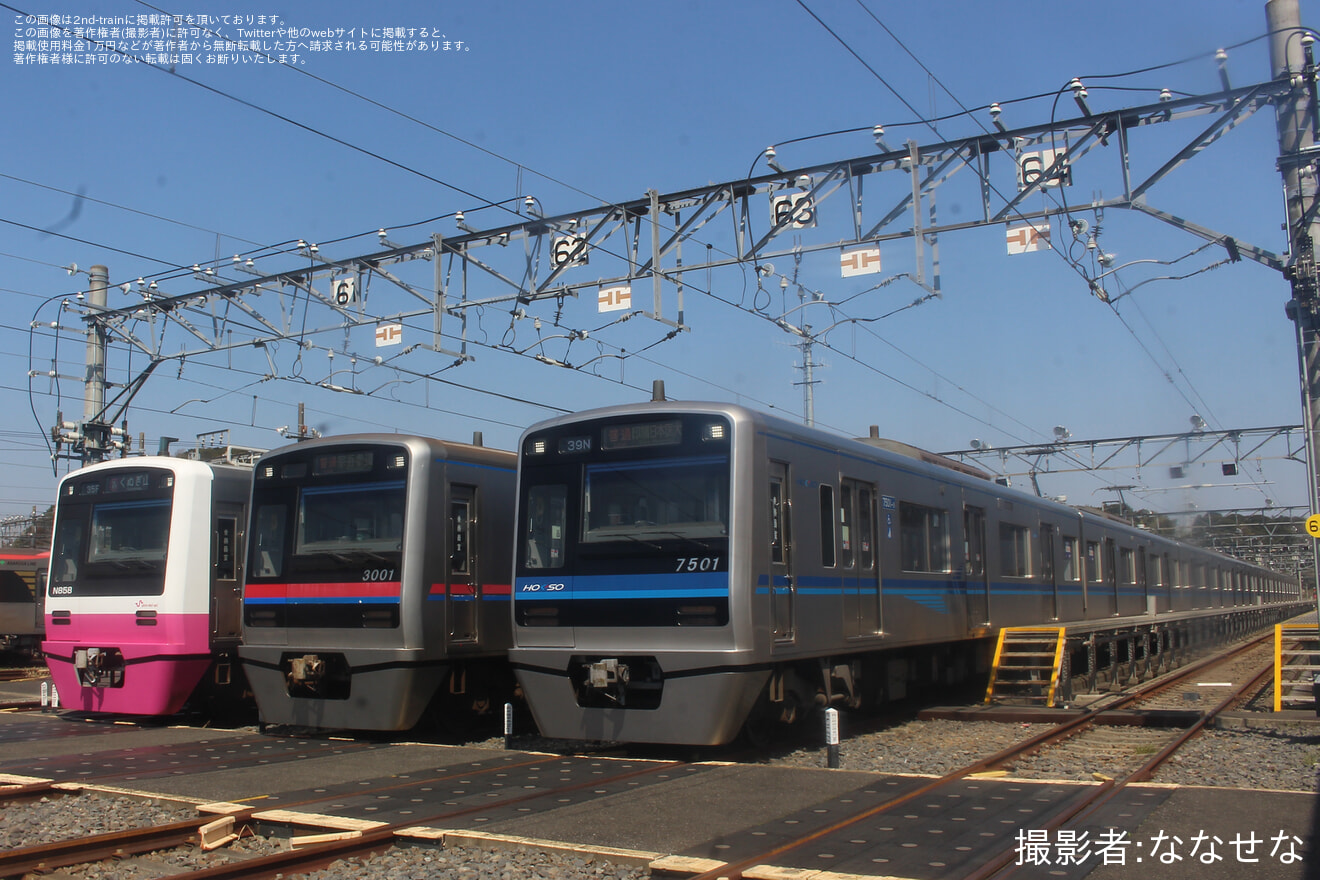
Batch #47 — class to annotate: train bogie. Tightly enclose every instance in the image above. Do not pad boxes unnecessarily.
[510,402,1303,746]
[238,434,517,733]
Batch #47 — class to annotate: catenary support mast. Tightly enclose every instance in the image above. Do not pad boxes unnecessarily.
[1270,0,1320,602]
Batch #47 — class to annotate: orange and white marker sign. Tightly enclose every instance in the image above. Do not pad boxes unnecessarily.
[840,246,882,277]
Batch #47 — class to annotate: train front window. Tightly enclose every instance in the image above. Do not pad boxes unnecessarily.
[581,455,728,544]
[49,498,171,597]
[525,484,567,570]
[89,500,171,568]
[294,482,405,559]
[251,504,288,578]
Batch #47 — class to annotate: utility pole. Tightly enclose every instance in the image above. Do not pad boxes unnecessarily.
[83,264,107,433]
[794,329,819,427]
[51,263,127,466]
[1271,0,1320,604]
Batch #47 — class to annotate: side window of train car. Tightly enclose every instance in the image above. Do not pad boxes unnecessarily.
[819,485,836,568]
[1085,541,1100,582]
[769,476,787,565]
[1061,535,1079,581]
[900,502,950,573]
[998,523,1030,577]
[450,498,471,575]
[838,483,853,569]
[856,486,875,571]
[1119,547,1136,584]
[963,507,986,578]
[836,480,872,571]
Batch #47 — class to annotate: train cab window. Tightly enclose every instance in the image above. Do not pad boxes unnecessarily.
[1085,541,1100,582]
[252,505,287,578]
[525,485,566,570]
[51,518,86,586]
[819,485,836,568]
[900,502,950,573]
[1061,536,1079,581]
[998,523,1031,577]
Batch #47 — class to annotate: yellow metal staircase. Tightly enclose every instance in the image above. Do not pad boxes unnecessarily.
[985,627,1068,707]
[1274,624,1320,712]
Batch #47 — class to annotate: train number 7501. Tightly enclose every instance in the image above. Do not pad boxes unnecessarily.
[676,557,721,572]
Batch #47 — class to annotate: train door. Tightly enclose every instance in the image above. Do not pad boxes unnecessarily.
[963,505,990,630]
[1104,538,1118,615]
[841,479,882,638]
[210,504,243,643]
[768,462,795,643]
[32,566,46,631]
[1137,547,1149,613]
[447,485,479,644]
[1040,523,1058,620]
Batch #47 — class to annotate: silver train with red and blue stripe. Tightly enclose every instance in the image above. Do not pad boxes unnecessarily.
[509,401,1304,746]
[238,434,517,733]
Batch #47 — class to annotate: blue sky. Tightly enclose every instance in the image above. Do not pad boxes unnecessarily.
[0,0,1311,524]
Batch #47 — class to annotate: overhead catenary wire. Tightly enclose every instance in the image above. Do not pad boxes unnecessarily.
[8,1,1297,521]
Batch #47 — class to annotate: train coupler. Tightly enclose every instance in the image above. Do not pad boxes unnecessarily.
[587,658,630,703]
[572,655,663,710]
[74,647,125,688]
[286,654,326,687]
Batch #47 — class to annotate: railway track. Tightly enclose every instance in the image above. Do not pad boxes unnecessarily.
[679,633,1280,880]
[0,634,1300,880]
[0,667,45,683]
[0,750,695,880]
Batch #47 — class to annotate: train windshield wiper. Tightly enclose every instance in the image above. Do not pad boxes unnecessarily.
[325,548,396,565]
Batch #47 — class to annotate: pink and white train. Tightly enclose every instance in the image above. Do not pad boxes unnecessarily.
[43,455,253,716]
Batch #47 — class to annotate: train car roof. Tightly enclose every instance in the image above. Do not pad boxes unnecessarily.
[254,432,516,467]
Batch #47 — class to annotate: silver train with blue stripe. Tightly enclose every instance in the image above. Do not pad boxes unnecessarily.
[509,402,1302,746]
[238,434,517,733]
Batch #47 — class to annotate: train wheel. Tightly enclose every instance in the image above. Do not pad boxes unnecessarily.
[738,689,800,748]
[424,665,512,740]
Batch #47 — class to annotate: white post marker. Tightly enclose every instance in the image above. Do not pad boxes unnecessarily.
[40,681,48,710]
[825,708,840,769]
[504,702,515,749]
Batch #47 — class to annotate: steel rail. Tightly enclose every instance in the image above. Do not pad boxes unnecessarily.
[0,779,56,803]
[146,757,691,880]
[682,633,1277,880]
[0,812,253,878]
[961,659,1275,880]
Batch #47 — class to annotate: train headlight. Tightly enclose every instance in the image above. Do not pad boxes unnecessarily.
[702,423,726,442]
[529,439,548,455]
